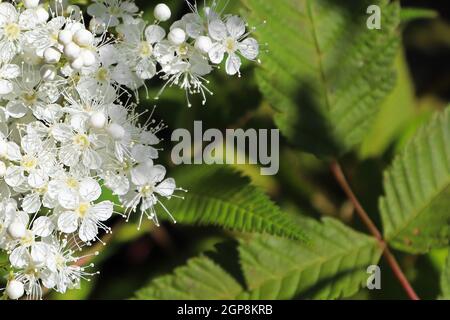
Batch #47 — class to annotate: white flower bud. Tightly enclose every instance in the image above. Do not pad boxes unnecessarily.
[58,30,73,45]
[70,57,84,70]
[64,42,81,60]
[68,22,84,33]
[107,123,125,140]
[23,0,40,9]
[7,222,26,240]
[80,49,96,67]
[40,64,57,81]
[154,3,171,22]
[6,280,24,300]
[89,112,107,129]
[43,47,61,64]
[195,36,213,54]
[0,161,6,177]
[168,28,186,45]
[35,6,49,23]
[73,29,94,47]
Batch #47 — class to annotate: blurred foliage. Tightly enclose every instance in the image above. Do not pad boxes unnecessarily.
[45,0,450,300]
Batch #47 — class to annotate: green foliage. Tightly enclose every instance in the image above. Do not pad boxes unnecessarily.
[400,7,439,23]
[135,256,243,299]
[134,217,382,300]
[380,107,450,253]
[440,250,450,299]
[242,0,400,157]
[161,166,307,240]
[359,49,416,159]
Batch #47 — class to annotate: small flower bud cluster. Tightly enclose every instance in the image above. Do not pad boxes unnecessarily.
[0,0,259,300]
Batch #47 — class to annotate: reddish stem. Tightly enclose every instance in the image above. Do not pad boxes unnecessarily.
[330,161,419,300]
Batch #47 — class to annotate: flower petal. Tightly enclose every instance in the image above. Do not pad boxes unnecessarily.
[208,43,225,64]
[155,178,176,197]
[58,211,79,234]
[79,218,98,242]
[239,37,259,60]
[208,19,227,41]
[32,216,54,237]
[225,53,242,76]
[79,177,101,202]
[145,25,166,44]
[91,201,113,221]
[226,16,246,39]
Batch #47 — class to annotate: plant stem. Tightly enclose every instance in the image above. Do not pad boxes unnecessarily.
[330,161,419,300]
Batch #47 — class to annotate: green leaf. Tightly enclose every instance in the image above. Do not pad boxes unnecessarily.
[237,218,382,299]
[400,7,438,23]
[242,0,400,157]
[134,255,244,299]
[359,49,416,158]
[134,217,382,300]
[163,166,307,240]
[380,107,450,253]
[440,250,450,299]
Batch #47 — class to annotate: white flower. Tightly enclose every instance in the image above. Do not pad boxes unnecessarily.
[87,0,139,27]
[9,216,54,269]
[121,163,176,228]
[57,178,113,242]
[5,66,53,119]
[4,133,56,189]
[117,20,166,80]
[42,236,98,293]
[0,63,20,95]
[24,16,65,57]
[0,3,38,62]
[157,51,213,106]
[208,16,259,76]
[171,4,220,40]
[53,123,103,170]
[0,0,261,299]
[0,199,24,248]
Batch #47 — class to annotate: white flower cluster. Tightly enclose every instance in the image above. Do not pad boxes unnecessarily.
[0,0,260,300]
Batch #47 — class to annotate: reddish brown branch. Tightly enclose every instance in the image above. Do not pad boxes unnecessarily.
[330,161,419,300]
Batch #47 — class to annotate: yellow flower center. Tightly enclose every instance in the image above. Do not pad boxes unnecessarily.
[21,155,38,171]
[76,203,90,218]
[36,185,47,195]
[141,184,154,197]
[177,43,189,57]
[139,41,153,57]
[23,91,37,106]
[96,67,109,82]
[225,37,237,53]
[20,231,34,247]
[4,23,20,41]
[73,134,90,149]
[66,177,79,189]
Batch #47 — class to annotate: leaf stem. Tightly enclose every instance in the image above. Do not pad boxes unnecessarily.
[330,161,419,300]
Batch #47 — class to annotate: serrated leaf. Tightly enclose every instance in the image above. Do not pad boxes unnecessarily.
[163,166,306,240]
[242,0,400,157]
[134,256,244,299]
[237,218,382,299]
[134,217,382,300]
[380,107,450,253]
[359,49,415,158]
[440,250,450,299]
